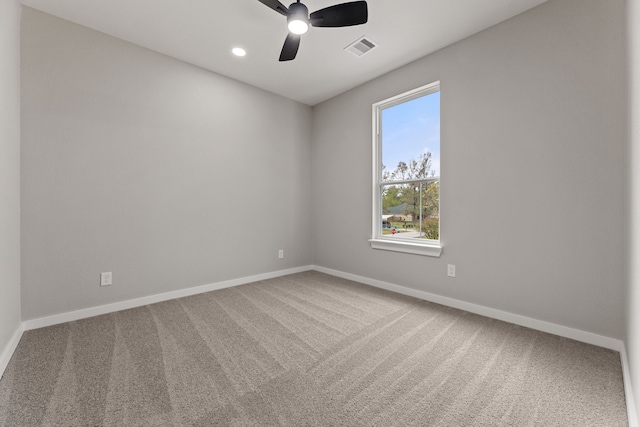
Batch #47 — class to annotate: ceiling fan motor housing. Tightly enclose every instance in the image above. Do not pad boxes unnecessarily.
[288,3,309,24]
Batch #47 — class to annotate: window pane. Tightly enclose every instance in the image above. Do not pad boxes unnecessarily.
[381,91,440,183]
[380,181,439,240]
[373,81,441,250]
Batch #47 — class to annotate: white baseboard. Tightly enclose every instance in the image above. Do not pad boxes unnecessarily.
[0,322,24,380]
[23,263,624,350]
[312,265,623,352]
[23,265,313,331]
[621,343,639,427]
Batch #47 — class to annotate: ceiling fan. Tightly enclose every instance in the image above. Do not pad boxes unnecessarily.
[257,0,368,61]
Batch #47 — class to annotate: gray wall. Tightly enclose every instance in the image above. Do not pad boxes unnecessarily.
[311,0,626,338]
[626,0,640,417]
[21,8,312,320]
[0,0,21,360]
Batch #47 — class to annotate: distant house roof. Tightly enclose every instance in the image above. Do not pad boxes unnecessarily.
[388,203,408,215]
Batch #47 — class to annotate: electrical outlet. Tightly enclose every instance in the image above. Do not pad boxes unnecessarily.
[447,264,456,278]
[100,272,112,286]
[278,249,284,259]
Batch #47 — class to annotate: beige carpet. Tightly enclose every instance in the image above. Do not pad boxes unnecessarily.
[0,271,628,426]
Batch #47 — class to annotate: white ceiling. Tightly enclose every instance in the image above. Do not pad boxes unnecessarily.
[20,0,548,106]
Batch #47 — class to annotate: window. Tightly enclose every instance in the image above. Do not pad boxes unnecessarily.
[370,81,442,257]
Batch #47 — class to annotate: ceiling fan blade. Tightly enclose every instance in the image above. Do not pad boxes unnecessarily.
[310,1,368,27]
[257,0,289,16]
[279,33,301,61]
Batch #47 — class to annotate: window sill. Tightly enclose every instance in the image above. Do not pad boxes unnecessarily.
[369,238,442,257]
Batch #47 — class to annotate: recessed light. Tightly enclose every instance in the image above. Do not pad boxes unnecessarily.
[232,47,246,57]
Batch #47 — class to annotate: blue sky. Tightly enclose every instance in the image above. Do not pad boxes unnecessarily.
[381,91,440,178]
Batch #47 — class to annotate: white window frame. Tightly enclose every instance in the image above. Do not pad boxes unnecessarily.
[369,81,442,257]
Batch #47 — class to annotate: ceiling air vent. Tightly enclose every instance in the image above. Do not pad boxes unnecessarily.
[345,36,378,57]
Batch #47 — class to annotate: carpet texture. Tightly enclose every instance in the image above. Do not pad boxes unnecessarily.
[0,271,628,426]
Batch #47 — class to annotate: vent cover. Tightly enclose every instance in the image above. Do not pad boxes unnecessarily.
[345,36,378,57]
